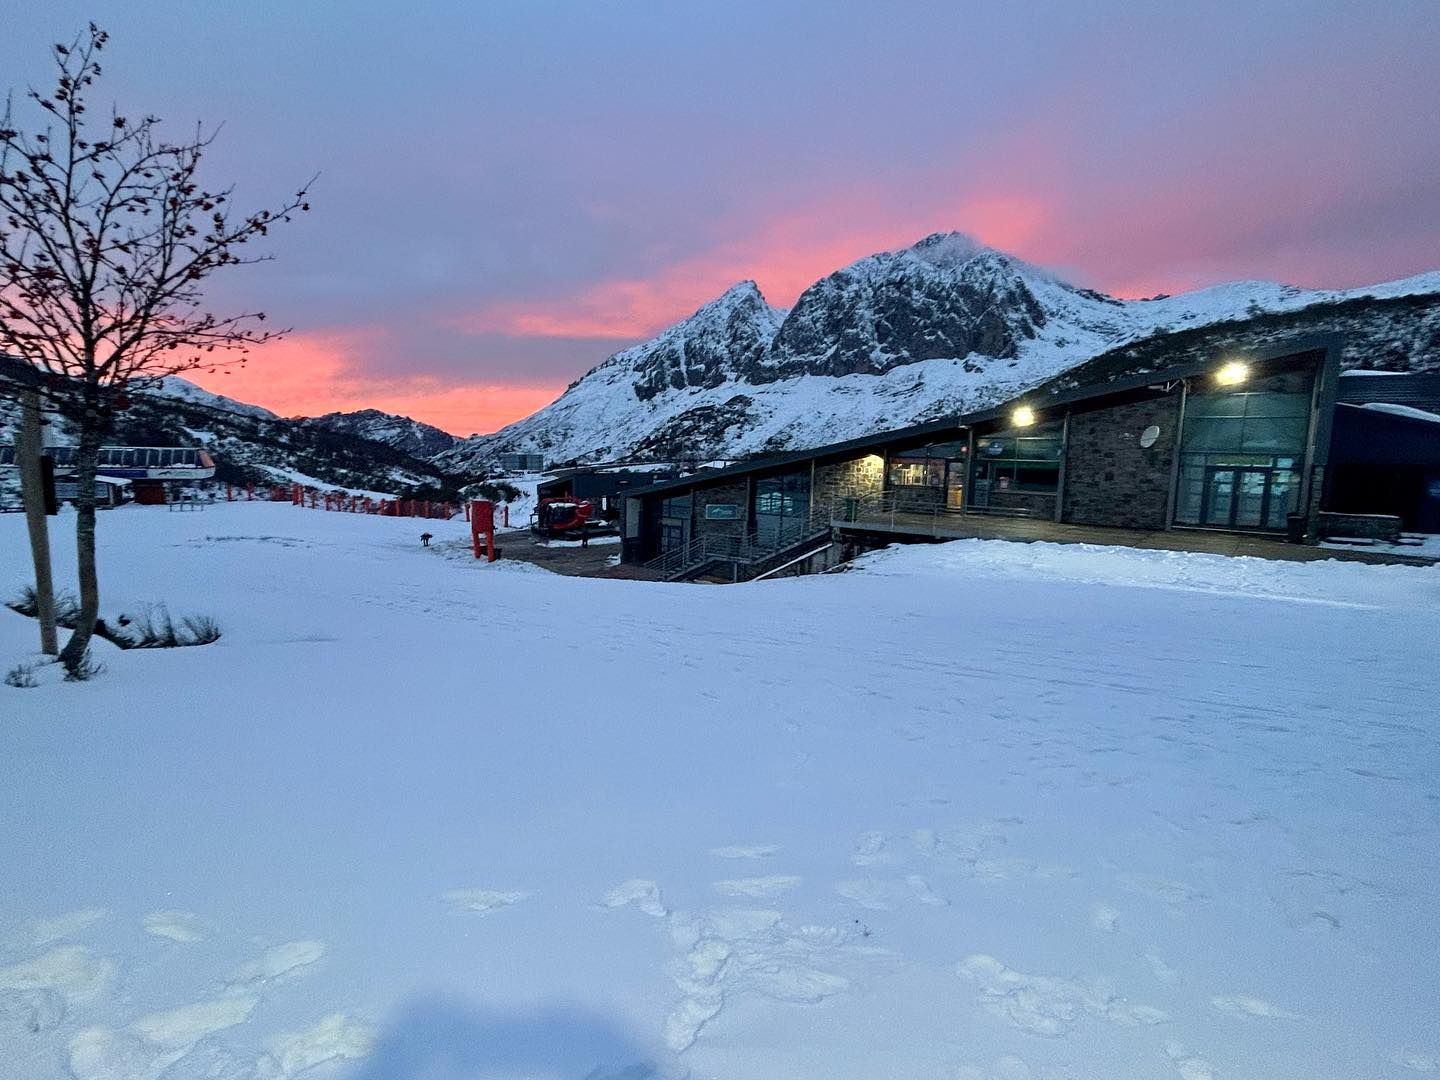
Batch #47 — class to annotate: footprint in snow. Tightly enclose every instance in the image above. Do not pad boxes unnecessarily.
[231,940,327,986]
[440,888,532,915]
[1210,993,1302,1020]
[600,880,668,918]
[144,910,207,944]
[18,908,108,948]
[709,844,781,859]
[711,876,802,900]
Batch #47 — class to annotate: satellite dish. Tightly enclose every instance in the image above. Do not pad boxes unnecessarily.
[1139,425,1161,449]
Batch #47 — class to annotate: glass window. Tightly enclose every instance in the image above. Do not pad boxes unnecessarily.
[1239,416,1308,454]
[755,472,810,515]
[1175,368,1313,530]
[974,420,1063,493]
[887,459,945,488]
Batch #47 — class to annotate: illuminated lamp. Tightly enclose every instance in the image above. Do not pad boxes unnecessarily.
[1215,360,1250,386]
[1011,405,1036,427]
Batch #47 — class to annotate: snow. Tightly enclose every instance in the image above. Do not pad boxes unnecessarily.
[469,472,548,531]
[443,235,1440,468]
[149,377,279,421]
[2,506,1439,1080]
[1321,533,1440,559]
[1358,402,1440,423]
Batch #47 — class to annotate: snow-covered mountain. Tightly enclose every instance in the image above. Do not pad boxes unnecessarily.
[0,375,465,496]
[300,408,460,459]
[438,233,1440,469]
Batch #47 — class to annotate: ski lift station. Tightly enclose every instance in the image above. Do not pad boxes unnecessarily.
[619,336,1440,581]
[0,444,217,507]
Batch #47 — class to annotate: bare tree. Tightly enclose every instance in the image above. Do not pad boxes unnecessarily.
[0,25,311,675]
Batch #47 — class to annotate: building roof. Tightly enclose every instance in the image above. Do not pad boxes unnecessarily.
[623,335,1341,500]
[1335,372,1440,413]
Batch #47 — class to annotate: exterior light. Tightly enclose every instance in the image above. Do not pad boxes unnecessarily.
[1011,405,1036,427]
[1215,360,1250,386]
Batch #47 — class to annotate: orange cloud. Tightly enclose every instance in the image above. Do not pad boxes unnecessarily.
[183,329,560,436]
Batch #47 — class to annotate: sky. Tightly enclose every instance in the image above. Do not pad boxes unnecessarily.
[3,2,1438,436]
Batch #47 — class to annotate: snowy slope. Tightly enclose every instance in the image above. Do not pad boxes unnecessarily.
[150,377,280,421]
[299,409,460,460]
[439,235,1440,468]
[2,506,1438,1080]
[0,376,465,496]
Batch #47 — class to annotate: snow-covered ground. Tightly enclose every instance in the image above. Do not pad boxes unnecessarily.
[2,505,1438,1080]
[1321,534,1440,560]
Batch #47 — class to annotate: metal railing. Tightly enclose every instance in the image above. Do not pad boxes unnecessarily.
[831,489,952,533]
[643,485,1051,582]
[832,489,1040,533]
[645,501,836,581]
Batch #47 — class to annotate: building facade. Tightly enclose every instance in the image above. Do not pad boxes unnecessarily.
[621,337,1439,578]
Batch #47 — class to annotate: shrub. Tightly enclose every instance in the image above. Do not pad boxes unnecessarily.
[122,604,222,648]
[179,615,222,645]
[4,662,40,689]
[62,650,104,682]
[475,480,523,504]
[7,591,221,652]
[8,586,80,624]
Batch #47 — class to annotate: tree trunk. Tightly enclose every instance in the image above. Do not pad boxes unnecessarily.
[58,426,103,675]
[17,390,58,654]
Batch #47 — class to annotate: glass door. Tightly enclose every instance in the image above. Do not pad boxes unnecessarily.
[1202,468,1236,526]
[1234,469,1268,529]
[1201,466,1294,529]
[945,460,965,509]
[754,473,810,546]
[1266,470,1297,530]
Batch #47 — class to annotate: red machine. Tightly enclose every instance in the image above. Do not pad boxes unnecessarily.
[532,498,594,538]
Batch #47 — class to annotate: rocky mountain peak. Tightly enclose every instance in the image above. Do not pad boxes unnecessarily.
[762,233,1056,379]
[906,230,992,267]
[301,408,460,459]
[618,279,785,402]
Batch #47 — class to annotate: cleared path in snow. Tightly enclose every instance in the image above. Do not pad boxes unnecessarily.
[1,504,1437,1080]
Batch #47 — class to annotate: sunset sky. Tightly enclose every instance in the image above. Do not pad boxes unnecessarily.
[4,2,1438,435]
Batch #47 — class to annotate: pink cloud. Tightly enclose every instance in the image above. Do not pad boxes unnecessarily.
[183,329,558,436]
[455,184,1059,341]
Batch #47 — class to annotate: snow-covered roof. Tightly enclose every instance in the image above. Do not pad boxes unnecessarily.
[1358,402,1440,424]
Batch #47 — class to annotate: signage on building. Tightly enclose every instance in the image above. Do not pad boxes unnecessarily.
[704,503,741,520]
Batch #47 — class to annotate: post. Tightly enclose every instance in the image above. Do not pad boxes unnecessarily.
[16,390,58,655]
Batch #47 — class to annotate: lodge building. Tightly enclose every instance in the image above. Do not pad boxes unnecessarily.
[619,336,1440,580]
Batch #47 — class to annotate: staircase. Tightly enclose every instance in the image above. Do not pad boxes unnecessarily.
[644,504,835,583]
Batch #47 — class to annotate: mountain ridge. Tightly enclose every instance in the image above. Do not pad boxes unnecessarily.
[436,234,1440,470]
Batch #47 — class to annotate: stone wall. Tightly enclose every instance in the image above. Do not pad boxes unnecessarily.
[1317,510,1402,542]
[815,454,885,510]
[1062,395,1182,530]
[692,478,750,541]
